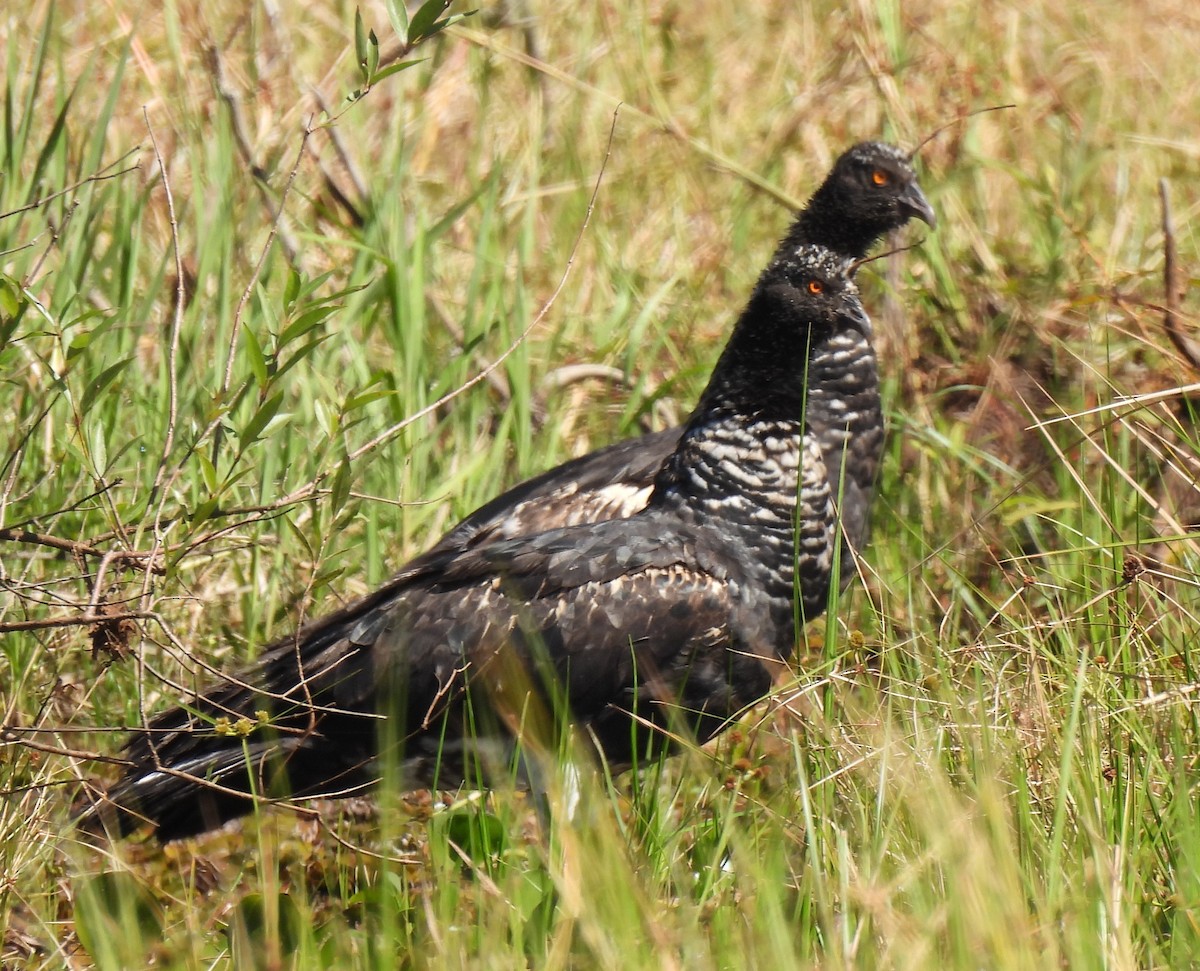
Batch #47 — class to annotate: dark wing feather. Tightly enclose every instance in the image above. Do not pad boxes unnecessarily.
[429,428,680,553]
[371,514,771,768]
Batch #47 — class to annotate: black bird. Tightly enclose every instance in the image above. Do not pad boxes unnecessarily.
[427,141,933,575]
[89,243,879,841]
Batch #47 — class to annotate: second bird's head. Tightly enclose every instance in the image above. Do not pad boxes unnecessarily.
[822,141,937,235]
[695,244,870,413]
[757,244,868,340]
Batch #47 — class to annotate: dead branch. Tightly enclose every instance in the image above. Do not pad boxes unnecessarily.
[0,610,152,634]
[0,528,165,573]
[1159,179,1200,371]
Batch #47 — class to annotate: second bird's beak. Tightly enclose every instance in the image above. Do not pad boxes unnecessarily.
[839,292,872,333]
[899,183,937,230]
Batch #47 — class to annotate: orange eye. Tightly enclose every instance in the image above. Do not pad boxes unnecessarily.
[871,169,890,186]
[807,279,824,295]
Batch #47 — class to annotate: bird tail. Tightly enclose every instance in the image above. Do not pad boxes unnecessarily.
[78,598,386,842]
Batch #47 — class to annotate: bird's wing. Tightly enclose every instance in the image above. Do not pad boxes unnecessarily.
[428,427,681,553]
[382,515,779,764]
[259,513,776,763]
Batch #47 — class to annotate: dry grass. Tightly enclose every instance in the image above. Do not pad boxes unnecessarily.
[4,0,1200,967]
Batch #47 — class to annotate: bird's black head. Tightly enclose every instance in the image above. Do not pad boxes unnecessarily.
[785,141,936,258]
[755,243,867,341]
[697,244,867,414]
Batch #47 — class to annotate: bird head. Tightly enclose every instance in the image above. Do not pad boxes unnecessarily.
[759,244,868,338]
[823,141,937,234]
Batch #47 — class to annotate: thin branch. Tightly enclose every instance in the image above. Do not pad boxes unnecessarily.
[209,120,313,467]
[0,611,153,634]
[206,41,300,263]
[1159,179,1200,372]
[0,528,165,573]
[906,104,1017,161]
[20,200,79,289]
[1,480,120,534]
[220,122,312,395]
[452,27,799,209]
[316,816,424,864]
[144,109,187,524]
[0,150,140,222]
[308,86,367,227]
[0,730,134,768]
[428,290,512,405]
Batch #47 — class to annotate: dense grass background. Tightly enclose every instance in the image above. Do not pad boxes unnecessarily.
[3,0,1200,967]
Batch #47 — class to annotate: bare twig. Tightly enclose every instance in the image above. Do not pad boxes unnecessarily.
[850,239,925,274]
[144,109,186,535]
[221,122,312,398]
[21,200,79,288]
[0,611,152,634]
[1159,179,1200,371]
[203,121,313,471]
[206,42,300,263]
[0,730,134,768]
[316,816,423,865]
[906,104,1018,161]
[451,26,799,209]
[0,528,165,573]
[75,761,325,836]
[1,481,120,534]
[308,87,367,227]
[428,290,513,405]
[0,150,140,222]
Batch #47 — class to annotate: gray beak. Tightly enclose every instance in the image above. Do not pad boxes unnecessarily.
[839,292,871,332]
[898,182,937,230]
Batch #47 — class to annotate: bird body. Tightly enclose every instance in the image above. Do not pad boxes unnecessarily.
[92,243,882,841]
[430,141,931,575]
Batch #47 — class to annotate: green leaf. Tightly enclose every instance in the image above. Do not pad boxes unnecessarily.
[89,420,107,474]
[242,322,270,388]
[384,0,409,41]
[238,390,285,451]
[408,0,450,44]
[196,450,220,494]
[367,28,380,79]
[343,388,396,413]
[442,808,508,865]
[81,356,133,414]
[311,564,347,591]
[276,334,331,382]
[365,59,426,86]
[226,892,305,971]
[0,274,24,318]
[330,455,352,514]
[417,11,476,41]
[279,304,339,348]
[281,512,316,561]
[0,276,25,348]
[354,8,369,82]
[292,270,335,304]
[73,872,163,968]
[284,267,301,310]
[64,313,120,362]
[313,397,337,439]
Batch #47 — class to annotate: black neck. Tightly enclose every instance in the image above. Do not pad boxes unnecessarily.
[780,183,884,260]
[685,287,824,425]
